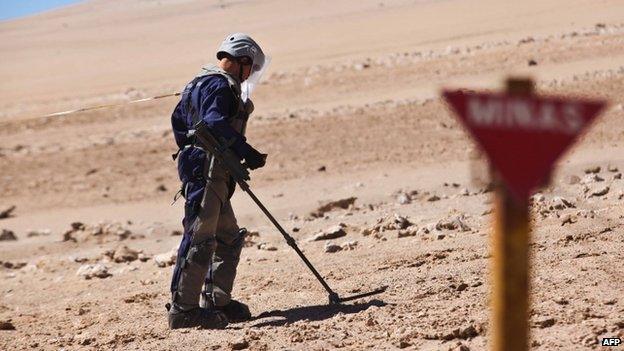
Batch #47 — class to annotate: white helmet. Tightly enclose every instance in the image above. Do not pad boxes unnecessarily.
[216,33,270,101]
[216,33,266,74]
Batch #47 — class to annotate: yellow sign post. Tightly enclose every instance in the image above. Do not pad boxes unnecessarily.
[443,78,607,351]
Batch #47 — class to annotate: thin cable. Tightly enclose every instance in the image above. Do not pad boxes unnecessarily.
[40,92,181,118]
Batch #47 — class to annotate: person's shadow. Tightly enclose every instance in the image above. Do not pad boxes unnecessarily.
[249,299,388,328]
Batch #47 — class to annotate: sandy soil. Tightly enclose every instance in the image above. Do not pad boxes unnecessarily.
[1,1,623,350]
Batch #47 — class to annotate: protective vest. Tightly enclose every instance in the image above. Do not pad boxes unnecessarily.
[192,64,249,137]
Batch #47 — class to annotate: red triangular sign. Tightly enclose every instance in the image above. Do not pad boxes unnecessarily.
[443,90,606,200]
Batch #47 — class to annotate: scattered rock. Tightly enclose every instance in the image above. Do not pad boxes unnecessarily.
[137,253,151,262]
[257,243,278,251]
[459,188,470,196]
[456,283,468,292]
[391,214,412,230]
[324,242,342,253]
[528,59,538,66]
[154,247,178,267]
[397,193,411,205]
[584,166,601,174]
[560,214,575,226]
[0,229,17,241]
[244,230,260,247]
[317,166,326,172]
[550,196,575,210]
[230,338,249,350]
[340,240,358,250]
[0,206,16,219]
[589,186,609,197]
[436,215,471,232]
[310,225,347,241]
[170,230,182,236]
[607,164,619,172]
[77,264,111,279]
[397,227,419,238]
[156,184,167,192]
[0,320,15,330]
[534,317,556,329]
[427,195,441,202]
[614,173,622,180]
[2,261,27,269]
[581,174,604,184]
[112,246,139,263]
[26,229,52,237]
[62,221,134,243]
[309,197,356,218]
[449,343,471,351]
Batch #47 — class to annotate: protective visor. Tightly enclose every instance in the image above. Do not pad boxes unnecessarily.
[241,55,271,102]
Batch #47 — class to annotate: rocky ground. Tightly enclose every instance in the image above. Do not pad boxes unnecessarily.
[1,1,624,350]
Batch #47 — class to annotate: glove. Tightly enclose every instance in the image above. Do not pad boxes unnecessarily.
[244,147,267,170]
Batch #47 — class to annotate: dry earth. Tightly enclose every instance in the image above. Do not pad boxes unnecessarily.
[1,1,623,350]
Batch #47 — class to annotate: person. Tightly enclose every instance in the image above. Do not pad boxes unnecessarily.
[168,33,268,329]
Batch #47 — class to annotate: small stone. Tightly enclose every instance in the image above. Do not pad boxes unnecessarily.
[230,338,249,350]
[310,225,347,241]
[607,164,619,172]
[0,206,16,219]
[560,214,574,226]
[392,214,412,230]
[397,228,418,238]
[436,234,446,240]
[340,240,358,250]
[112,246,139,263]
[584,166,601,174]
[0,320,16,330]
[170,230,182,236]
[534,317,556,328]
[156,184,167,192]
[614,173,622,180]
[257,243,278,251]
[154,247,178,267]
[589,186,609,197]
[365,317,377,327]
[26,229,52,237]
[460,188,470,196]
[551,196,575,210]
[528,59,538,66]
[0,229,17,241]
[360,228,372,236]
[397,340,411,348]
[427,195,441,202]
[76,263,111,279]
[317,166,326,172]
[456,283,468,292]
[137,253,151,262]
[324,242,343,253]
[397,193,411,205]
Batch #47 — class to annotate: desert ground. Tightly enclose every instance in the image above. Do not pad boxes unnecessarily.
[1,0,623,350]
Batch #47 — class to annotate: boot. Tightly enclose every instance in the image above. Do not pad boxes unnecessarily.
[167,303,228,329]
[216,299,251,322]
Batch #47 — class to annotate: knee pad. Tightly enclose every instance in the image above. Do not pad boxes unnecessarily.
[186,238,217,266]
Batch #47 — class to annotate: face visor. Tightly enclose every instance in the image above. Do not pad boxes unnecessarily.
[241,55,271,102]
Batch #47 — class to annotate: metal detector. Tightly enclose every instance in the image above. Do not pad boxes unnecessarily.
[193,121,387,304]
